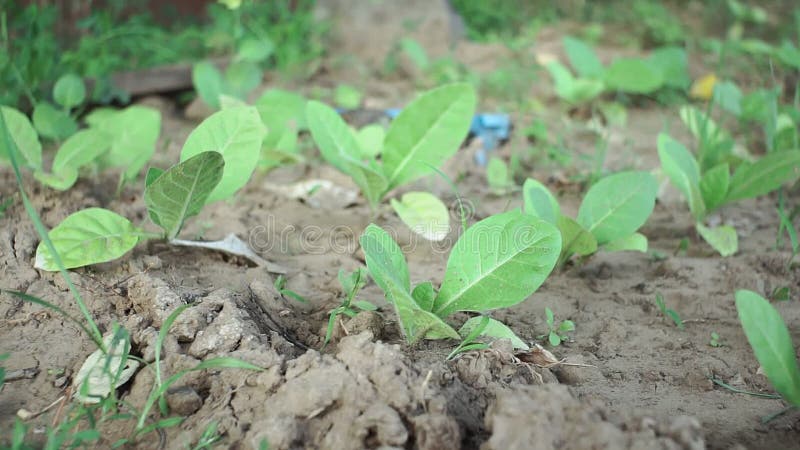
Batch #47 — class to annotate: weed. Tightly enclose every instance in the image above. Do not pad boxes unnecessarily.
[539,307,575,347]
[654,293,684,330]
[322,268,377,350]
[274,276,308,304]
[709,331,722,347]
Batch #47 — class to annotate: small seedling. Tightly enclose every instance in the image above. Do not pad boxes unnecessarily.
[360,209,560,349]
[539,307,575,347]
[274,275,307,304]
[771,286,791,302]
[736,290,800,408]
[322,267,377,349]
[1,104,161,190]
[32,73,86,141]
[523,171,658,268]
[654,293,684,329]
[306,83,474,238]
[33,107,268,271]
[709,331,722,347]
[776,191,800,268]
[447,316,490,360]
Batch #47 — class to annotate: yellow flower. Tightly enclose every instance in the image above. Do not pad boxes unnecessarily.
[689,74,718,101]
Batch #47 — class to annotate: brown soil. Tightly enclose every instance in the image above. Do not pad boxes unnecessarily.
[1,31,799,450]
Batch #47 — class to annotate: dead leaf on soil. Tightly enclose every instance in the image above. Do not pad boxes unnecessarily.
[263,179,359,209]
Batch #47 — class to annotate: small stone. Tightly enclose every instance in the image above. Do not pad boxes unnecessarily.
[166,386,203,415]
[345,311,384,339]
[142,255,162,270]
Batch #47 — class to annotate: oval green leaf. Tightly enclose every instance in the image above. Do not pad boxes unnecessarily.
[657,133,705,219]
[603,232,648,253]
[53,73,86,110]
[32,102,77,141]
[726,151,800,203]
[577,171,657,245]
[390,191,450,241]
[145,151,225,239]
[97,106,162,180]
[0,106,42,170]
[604,58,664,94]
[696,223,737,257]
[699,163,730,212]
[459,316,529,350]
[51,129,110,175]
[523,178,560,224]
[564,36,604,79]
[34,208,141,271]
[735,290,800,407]
[192,61,224,109]
[557,215,598,260]
[433,210,562,317]
[382,83,476,190]
[306,100,388,208]
[180,106,266,203]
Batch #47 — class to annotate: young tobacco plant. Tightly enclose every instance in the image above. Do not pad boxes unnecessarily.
[360,209,560,348]
[33,106,267,270]
[321,267,378,349]
[32,73,86,141]
[0,104,161,190]
[736,289,800,409]
[523,171,658,267]
[657,126,800,256]
[306,83,475,235]
[540,307,575,347]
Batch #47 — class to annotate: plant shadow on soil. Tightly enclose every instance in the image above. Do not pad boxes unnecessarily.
[2,67,800,450]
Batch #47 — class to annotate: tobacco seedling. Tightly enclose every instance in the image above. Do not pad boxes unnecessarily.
[1,104,161,190]
[657,128,800,256]
[546,36,689,105]
[539,307,575,347]
[32,73,86,141]
[322,267,378,349]
[33,106,267,270]
[735,289,800,408]
[306,83,475,229]
[654,293,684,330]
[253,89,308,171]
[523,171,658,268]
[360,209,561,348]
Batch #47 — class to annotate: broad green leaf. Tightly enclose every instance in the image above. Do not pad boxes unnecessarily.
[390,191,450,241]
[145,152,225,239]
[84,107,117,128]
[774,114,798,152]
[564,36,604,79]
[699,163,730,212]
[577,171,658,245]
[546,61,603,104]
[34,168,78,191]
[487,157,512,194]
[412,281,435,311]
[355,124,385,159]
[305,100,388,208]
[219,94,248,110]
[53,73,86,110]
[34,208,141,271]
[712,81,742,116]
[145,167,164,188]
[459,316,529,350]
[696,223,737,257]
[735,290,800,407]
[679,106,734,170]
[523,178,559,224]
[603,233,648,252]
[434,210,562,317]
[604,58,664,94]
[224,61,262,99]
[236,37,274,63]
[361,224,458,343]
[192,61,224,109]
[255,90,306,151]
[98,106,162,180]
[647,47,690,89]
[181,106,266,203]
[51,129,110,175]
[0,106,42,170]
[726,151,800,203]
[335,84,362,109]
[382,83,476,190]
[557,215,598,258]
[32,102,77,141]
[657,133,705,220]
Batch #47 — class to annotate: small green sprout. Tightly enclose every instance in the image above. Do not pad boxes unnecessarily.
[771,286,791,302]
[274,275,307,304]
[655,292,684,329]
[539,307,575,346]
[709,332,722,347]
[322,268,378,350]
